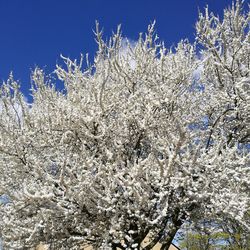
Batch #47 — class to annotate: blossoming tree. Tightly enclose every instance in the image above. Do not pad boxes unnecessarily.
[0,1,249,249]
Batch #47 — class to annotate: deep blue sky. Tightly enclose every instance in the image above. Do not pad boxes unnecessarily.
[0,0,237,99]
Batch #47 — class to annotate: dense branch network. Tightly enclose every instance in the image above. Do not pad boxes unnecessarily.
[0,1,249,249]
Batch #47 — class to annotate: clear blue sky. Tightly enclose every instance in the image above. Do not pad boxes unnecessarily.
[0,0,237,99]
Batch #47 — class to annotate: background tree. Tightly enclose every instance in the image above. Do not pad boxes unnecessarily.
[179,216,250,250]
[0,1,249,249]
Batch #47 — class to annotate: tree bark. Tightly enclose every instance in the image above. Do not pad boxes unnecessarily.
[160,209,183,250]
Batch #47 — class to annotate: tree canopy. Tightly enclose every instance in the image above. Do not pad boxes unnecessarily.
[0,1,249,249]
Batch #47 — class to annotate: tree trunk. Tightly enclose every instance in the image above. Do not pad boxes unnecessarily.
[160,225,180,250]
[160,209,184,250]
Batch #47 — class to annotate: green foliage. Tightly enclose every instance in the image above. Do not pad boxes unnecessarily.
[179,231,250,250]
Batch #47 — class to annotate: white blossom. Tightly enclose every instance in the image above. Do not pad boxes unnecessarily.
[0,1,249,249]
